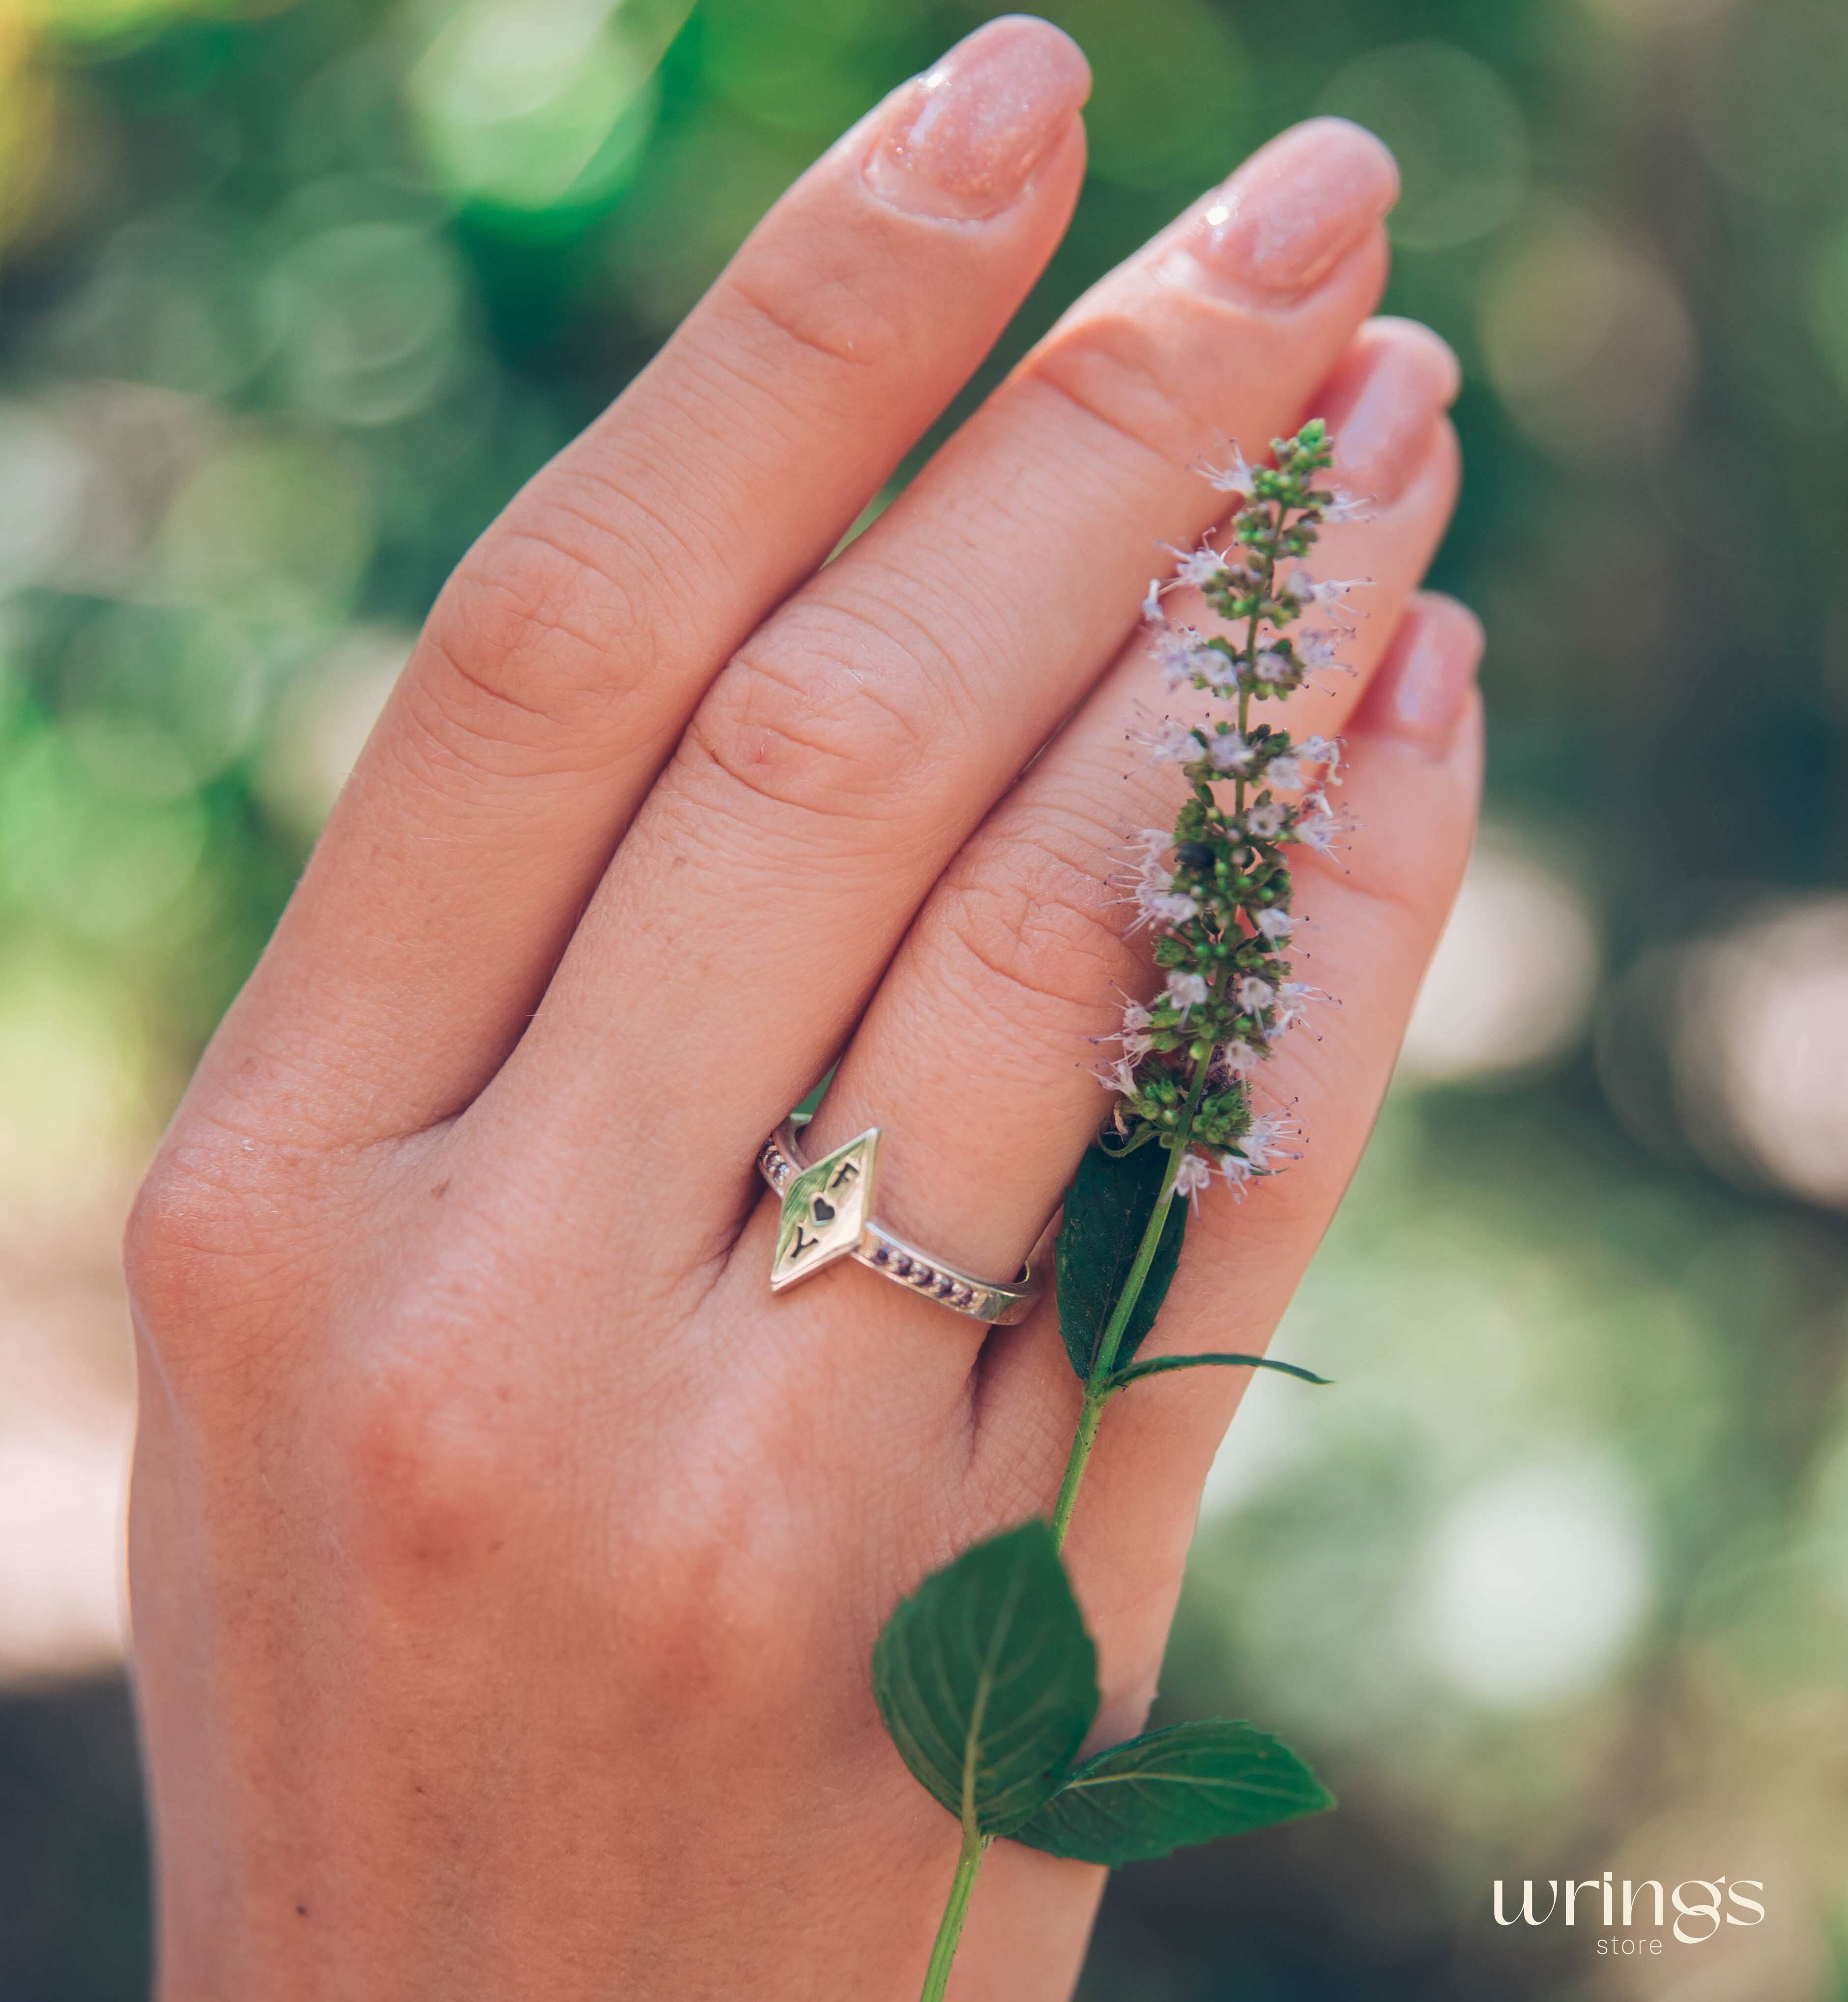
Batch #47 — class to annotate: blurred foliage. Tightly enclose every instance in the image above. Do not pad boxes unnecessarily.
[2,0,1847,1996]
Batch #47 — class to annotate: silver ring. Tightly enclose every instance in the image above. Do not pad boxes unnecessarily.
[756,1120,1047,1325]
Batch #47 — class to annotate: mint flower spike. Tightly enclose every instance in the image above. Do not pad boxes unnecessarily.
[888,429,1352,2002]
[1104,419,1361,1195]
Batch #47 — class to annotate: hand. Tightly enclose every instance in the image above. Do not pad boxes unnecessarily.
[126,18,1479,1999]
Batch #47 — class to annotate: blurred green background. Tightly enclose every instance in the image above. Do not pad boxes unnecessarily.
[2,0,1847,1996]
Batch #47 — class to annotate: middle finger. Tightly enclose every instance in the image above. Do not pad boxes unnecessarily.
[809,332,1461,1291]
[480,119,1400,1244]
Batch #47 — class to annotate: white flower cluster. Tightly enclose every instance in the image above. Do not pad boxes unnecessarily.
[1101,420,1362,1203]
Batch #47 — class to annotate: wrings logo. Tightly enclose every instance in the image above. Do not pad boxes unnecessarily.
[1494,1874,1764,1954]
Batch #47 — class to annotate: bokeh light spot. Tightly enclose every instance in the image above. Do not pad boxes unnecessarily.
[63,712,198,804]
[0,401,90,591]
[151,428,375,627]
[0,1424,129,1687]
[1400,832,1600,1084]
[1674,897,1848,1211]
[1410,1458,1652,1706]
[407,0,689,217]
[258,621,412,840]
[1699,0,1848,207]
[0,59,58,254]
[700,0,887,140]
[49,211,266,400]
[1318,42,1529,251]
[27,0,190,45]
[1582,0,1738,21]
[0,726,207,941]
[0,951,151,1206]
[1479,200,1696,465]
[264,222,465,428]
[1804,213,1848,402]
[62,601,266,783]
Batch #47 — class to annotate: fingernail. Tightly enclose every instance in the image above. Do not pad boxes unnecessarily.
[1368,595,1485,754]
[1167,118,1398,303]
[864,17,1091,222]
[1320,318,1461,505]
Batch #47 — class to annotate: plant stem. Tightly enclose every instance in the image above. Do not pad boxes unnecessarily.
[919,1823,987,2002]
[1048,1385,1105,1550]
[918,972,1213,2002]
[912,460,1318,2002]
[1050,1051,1212,1552]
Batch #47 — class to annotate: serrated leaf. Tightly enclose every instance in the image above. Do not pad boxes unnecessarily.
[1110,1352,1331,1390]
[1055,1143,1188,1381]
[872,1521,1098,1837]
[1011,1719,1332,1864]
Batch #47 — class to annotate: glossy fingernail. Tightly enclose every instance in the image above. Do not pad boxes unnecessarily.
[1368,595,1485,754]
[1168,118,1398,303]
[1320,318,1461,505]
[865,17,1091,222]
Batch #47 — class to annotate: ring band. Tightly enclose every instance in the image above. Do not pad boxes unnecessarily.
[756,1120,1046,1325]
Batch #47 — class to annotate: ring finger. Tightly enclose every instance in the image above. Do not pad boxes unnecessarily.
[780,334,1461,1395]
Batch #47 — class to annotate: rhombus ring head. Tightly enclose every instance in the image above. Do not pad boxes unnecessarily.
[769,1128,882,1289]
[757,1120,1047,1326]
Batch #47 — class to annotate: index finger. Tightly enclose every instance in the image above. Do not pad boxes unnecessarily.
[191,18,1092,1149]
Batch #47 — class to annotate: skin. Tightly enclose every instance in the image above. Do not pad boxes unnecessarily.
[125,18,1484,2001]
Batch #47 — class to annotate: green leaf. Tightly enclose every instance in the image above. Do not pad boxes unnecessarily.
[872,1521,1098,1838]
[1012,1719,1333,1865]
[1109,1352,1331,1390]
[1055,1143,1188,1381]
[788,1063,837,1126]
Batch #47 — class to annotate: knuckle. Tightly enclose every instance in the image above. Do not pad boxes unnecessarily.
[124,1124,311,1380]
[328,1362,521,1582]
[1025,304,1222,471]
[123,1152,240,1354]
[612,1514,802,1724]
[723,258,909,381]
[601,1388,823,1716]
[683,609,960,830]
[935,812,1131,1033]
[328,1354,805,1717]
[410,492,676,780]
